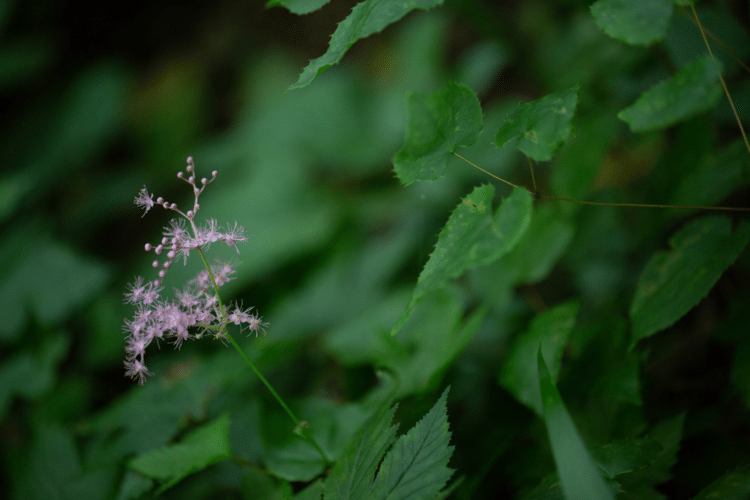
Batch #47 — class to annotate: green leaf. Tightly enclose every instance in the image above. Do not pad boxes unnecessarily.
[618,56,723,132]
[391,185,532,335]
[0,234,111,341]
[590,437,663,479]
[499,301,580,416]
[129,414,232,493]
[393,82,483,186]
[693,466,750,500]
[538,349,615,500]
[590,0,673,46]
[266,0,331,15]
[371,387,454,500]
[630,216,750,347]
[288,0,444,90]
[324,403,399,499]
[494,85,578,162]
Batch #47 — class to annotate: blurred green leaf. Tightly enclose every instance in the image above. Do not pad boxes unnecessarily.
[669,139,750,210]
[692,466,750,500]
[0,334,69,419]
[537,348,615,500]
[393,82,483,186]
[392,185,532,335]
[499,301,579,416]
[495,85,579,162]
[289,0,444,89]
[0,235,110,341]
[618,56,722,132]
[630,216,750,347]
[0,37,54,90]
[129,414,232,493]
[266,0,330,15]
[590,437,662,478]
[590,0,673,46]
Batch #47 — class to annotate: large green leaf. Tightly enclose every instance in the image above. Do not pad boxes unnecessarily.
[266,0,331,15]
[288,0,444,89]
[371,387,454,500]
[630,216,750,347]
[618,56,723,132]
[498,301,580,416]
[538,349,615,500]
[590,0,673,46]
[392,185,532,335]
[693,466,750,500]
[393,82,483,186]
[129,414,233,494]
[495,85,579,162]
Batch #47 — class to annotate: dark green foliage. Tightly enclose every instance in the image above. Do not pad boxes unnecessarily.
[3,0,750,499]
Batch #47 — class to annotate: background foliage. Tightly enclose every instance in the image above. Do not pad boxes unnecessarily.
[2,0,750,498]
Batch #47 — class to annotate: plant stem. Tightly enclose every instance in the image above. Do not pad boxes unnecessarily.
[194,246,330,463]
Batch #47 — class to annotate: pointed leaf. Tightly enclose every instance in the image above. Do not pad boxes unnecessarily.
[324,403,399,500]
[630,216,750,347]
[538,349,615,500]
[495,85,579,161]
[618,56,722,132]
[289,0,444,90]
[129,414,232,493]
[392,186,532,335]
[590,0,673,46]
[372,387,454,500]
[393,82,483,186]
[499,301,580,415]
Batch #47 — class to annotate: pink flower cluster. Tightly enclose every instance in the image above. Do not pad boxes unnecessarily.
[123,157,267,385]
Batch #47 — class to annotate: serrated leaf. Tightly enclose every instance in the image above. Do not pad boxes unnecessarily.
[630,216,750,347]
[266,0,331,15]
[393,82,483,186]
[692,466,750,500]
[289,0,444,90]
[129,414,232,493]
[590,437,663,479]
[538,349,615,500]
[499,301,580,415]
[618,56,722,132]
[324,403,399,500]
[590,0,673,46]
[371,387,454,500]
[392,185,532,335]
[495,85,579,161]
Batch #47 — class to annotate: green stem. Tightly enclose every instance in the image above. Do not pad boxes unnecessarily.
[193,245,330,463]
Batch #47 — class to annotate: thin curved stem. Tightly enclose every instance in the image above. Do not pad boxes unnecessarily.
[194,246,330,463]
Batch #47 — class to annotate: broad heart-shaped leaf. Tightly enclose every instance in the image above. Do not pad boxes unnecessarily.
[693,466,750,500]
[618,56,723,132]
[538,349,615,500]
[266,0,331,15]
[371,387,454,500]
[630,216,750,348]
[288,0,444,90]
[391,185,533,335]
[129,413,232,494]
[495,85,579,162]
[590,0,673,46]
[498,301,580,416]
[393,82,483,186]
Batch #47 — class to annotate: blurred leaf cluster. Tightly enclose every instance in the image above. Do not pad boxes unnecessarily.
[2,0,750,498]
